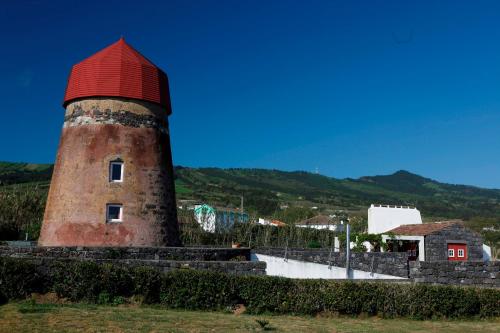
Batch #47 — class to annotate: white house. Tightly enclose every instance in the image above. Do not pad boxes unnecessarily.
[368,204,422,234]
[296,215,343,232]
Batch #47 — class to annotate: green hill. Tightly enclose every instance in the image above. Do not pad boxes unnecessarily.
[1,161,499,250]
[173,167,500,219]
[2,161,500,220]
[0,162,53,187]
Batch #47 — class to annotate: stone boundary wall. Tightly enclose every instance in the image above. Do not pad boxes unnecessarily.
[11,257,266,276]
[410,261,499,287]
[254,248,409,278]
[0,246,251,262]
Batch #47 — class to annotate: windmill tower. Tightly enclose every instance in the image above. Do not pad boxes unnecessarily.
[38,38,181,247]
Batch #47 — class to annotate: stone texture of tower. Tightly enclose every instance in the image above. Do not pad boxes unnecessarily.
[38,38,181,247]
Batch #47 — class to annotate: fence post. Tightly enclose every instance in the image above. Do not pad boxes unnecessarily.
[346,223,350,279]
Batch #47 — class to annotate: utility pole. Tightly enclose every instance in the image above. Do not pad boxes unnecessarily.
[240,195,244,213]
[345,222,350,279]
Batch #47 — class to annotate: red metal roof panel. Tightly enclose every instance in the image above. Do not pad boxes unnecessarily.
[63,38,172,114]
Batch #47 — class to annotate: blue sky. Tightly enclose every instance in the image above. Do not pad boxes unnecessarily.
[0,1,499,188]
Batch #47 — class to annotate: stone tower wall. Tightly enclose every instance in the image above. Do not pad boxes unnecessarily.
[38,97,181,247]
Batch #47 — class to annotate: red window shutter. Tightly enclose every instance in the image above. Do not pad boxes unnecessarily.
[447,243,467,261]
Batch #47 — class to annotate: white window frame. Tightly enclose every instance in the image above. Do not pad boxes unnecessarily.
[109,161,124,183]
[458,249,465,258]
[106,204,123,223]
[448,249,455,258]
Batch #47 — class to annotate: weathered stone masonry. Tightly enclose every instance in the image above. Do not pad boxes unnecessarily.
[410,260,499,287]
[39,98,181,247]
[64,101,169,133]
[255,247,410,278]
[0,246,266,276]
[424,224,483,261]
[0,246,252,261]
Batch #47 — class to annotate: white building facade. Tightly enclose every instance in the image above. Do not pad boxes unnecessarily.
[368,204,422,234]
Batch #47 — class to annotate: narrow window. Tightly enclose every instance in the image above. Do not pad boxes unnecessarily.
[106,204,123,222]
[448,249,454,258]
[458,249,464,258]
[109,161,124,182]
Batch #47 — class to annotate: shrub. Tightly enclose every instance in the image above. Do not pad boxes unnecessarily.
[477,287,500,317]
[132,266,163,304]
[0,257,499,319]
[0,257,44,299]
[51,261,133,302]
[51,260,103,302]
[160,270,237,310]
[307,240,321,249]
[0,291,7,305]
[0,186,47,241]
[237,275,295,314]
[97,292,111,305]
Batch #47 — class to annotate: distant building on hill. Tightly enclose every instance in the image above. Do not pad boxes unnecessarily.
[194,204,249,233]
[368,204,422,234]
[296,215,344,232]
[257,218,287,227]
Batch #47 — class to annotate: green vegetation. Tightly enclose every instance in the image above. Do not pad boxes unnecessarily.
[0,161,498,253]
[0,162,52,186]
[179,216,340,248]
[0,185,47,240]
[1,257,499,319]
[2,302,499,333]
[3,161,500,220]
[174,167,500,219]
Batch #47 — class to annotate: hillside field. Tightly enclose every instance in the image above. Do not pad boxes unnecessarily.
[0,161,498,250]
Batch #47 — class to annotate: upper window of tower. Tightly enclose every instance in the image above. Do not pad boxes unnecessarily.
[109,161,124,182]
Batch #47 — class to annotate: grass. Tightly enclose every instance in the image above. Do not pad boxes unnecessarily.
[0,301,499,333]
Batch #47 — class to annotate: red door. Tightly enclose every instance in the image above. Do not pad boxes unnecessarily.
[447,243,467,261]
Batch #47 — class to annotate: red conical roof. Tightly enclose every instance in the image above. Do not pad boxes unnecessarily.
[63,38,171,114]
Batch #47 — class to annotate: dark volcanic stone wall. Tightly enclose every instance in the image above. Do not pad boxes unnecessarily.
[425,224,484,262]
[0,246,251,261]
[410,261,499,287]
[255,248,409,278]
[0,246,265,276]
[17,257,266,276]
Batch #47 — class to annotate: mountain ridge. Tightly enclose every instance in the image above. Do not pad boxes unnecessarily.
[1,162,500,219]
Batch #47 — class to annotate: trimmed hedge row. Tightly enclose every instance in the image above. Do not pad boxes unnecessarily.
[0,257,499,319]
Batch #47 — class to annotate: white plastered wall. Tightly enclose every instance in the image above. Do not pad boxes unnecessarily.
[368,204,422,234]
[252,254,404,280]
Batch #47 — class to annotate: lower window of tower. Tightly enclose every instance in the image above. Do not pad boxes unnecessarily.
[106,204,123,223]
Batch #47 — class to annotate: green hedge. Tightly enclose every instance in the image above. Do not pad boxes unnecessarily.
[0,257,499,319]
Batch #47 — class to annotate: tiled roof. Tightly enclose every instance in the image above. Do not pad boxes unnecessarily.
[270,220,287,227]
[63,37,171,113]
[296,215,335,226]
[387,220,463,236]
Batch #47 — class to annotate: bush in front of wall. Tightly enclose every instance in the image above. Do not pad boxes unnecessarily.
[159,269,237,310]
[0,256,44,299]
[0,257,499,319]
